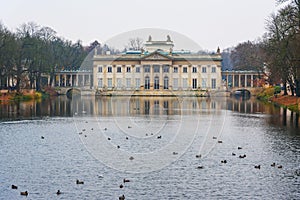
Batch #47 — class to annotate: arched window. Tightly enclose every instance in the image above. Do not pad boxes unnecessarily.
[164,76,169,89]
[145,76,150,90]
[154,76,159,90]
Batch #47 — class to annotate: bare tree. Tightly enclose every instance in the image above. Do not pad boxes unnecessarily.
[127,37,143,50]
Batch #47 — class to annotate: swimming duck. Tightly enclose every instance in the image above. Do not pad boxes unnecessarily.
[218,140,223,143]
[56,190,61,195]
[278,165,283,169]
[238,147,242,150]
[221,160,227,164]
[119,184,124,188]
[196,154,201,158]
[76,179,84,184]
[20,191,28,196]
[254,165,261,169]
[212,136,217,139]
[11,185,18,189]
[123,178,130,183]
[271,163,276,167]
[232,153,236,156]
[157,135,162,139]
[119,194,125,200]
[129,156,134,160]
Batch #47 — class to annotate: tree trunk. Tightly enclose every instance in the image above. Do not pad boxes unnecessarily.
[295,79,300,97]
[283,81,288,95]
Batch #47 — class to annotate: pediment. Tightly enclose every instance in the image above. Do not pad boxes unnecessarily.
[142,51,172,61]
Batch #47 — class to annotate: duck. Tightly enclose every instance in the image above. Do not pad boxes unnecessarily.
[20,191,28,196]
[212,136,217,139]
[173,152,178,155]
[239,154,246,158]
[76,179,84,184]
[82,129,86,132]
[119,184,124,188]
[238,147,242,150]
[119,194,125,200]
[108,137,111,140]
[11,185,18,189]
[195,154,201,158]
[126,137,129,140]
[157,135,162,139]
[271,162,276,167]
[129,156,134,160]
[41,136,45,139]
[254,165,261,169]
[221,160,227,164]
[56,190,61,195]
[123,178,130,183]
[104,128,107,131]
[117,145,120,149]
[91,128,93,130]
[278,165,283,169]
[217,140,223,143]
[197,166,204,169]
[232,153,236,156]
[128,126,132,129]
[78,132,83,135]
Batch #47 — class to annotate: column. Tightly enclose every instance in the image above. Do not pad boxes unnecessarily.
[244,75,247,87]
[188,65,192,89]
[122,65,126,88]
[179,65,182,89]
[113,65,116,88]
[150,65,154,90]
[232,73,235,88]
[70,74,73,87]
[64,74,67,87]
[82,74,85,86]
[75,74,78,87]
[226,74,229,88]
[238,74,241,88]
[141,65,144,90]
[159,65,163,90]
[251,74,254,87]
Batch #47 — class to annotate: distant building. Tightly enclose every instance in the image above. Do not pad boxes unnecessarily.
[93,36,222,94]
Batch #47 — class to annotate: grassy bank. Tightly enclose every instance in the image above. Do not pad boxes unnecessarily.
[257,87,300,113]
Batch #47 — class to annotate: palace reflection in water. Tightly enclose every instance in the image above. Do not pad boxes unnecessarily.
[0,96,299,129]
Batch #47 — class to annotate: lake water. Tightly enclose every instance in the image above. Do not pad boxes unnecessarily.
[0,96,299,199]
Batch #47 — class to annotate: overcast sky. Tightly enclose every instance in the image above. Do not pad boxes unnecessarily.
[1,0,278,51]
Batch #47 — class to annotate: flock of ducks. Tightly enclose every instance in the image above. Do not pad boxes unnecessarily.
[10,177,129,199]
[8,122,285,199]
[194,136,284,170]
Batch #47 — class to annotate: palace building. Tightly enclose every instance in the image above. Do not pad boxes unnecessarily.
[93,36,222,95]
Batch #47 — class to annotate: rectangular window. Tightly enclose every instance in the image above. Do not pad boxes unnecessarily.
[136,67,140,73]
[163,65,169,73]
[212,67,216,73]
[174,67,178,73]
[126,78,131,88]
[173,78,178,90]
[192,78,197,89]
[154,65,160,73]
[98,78,103,87]
[135,78,140,89]
[183,67,187,73]
[108,66,112,73]
[117,67,121,73]
[98,67,102,73]
[202,78,207,88]
[202,67,206,73]
[211,78,216,89]
[192,67,197,73]
[183,78,188,89]
[144,65,150,73]
[107,78,112,88]
[126,66,131,73]
[117,78,122,88]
